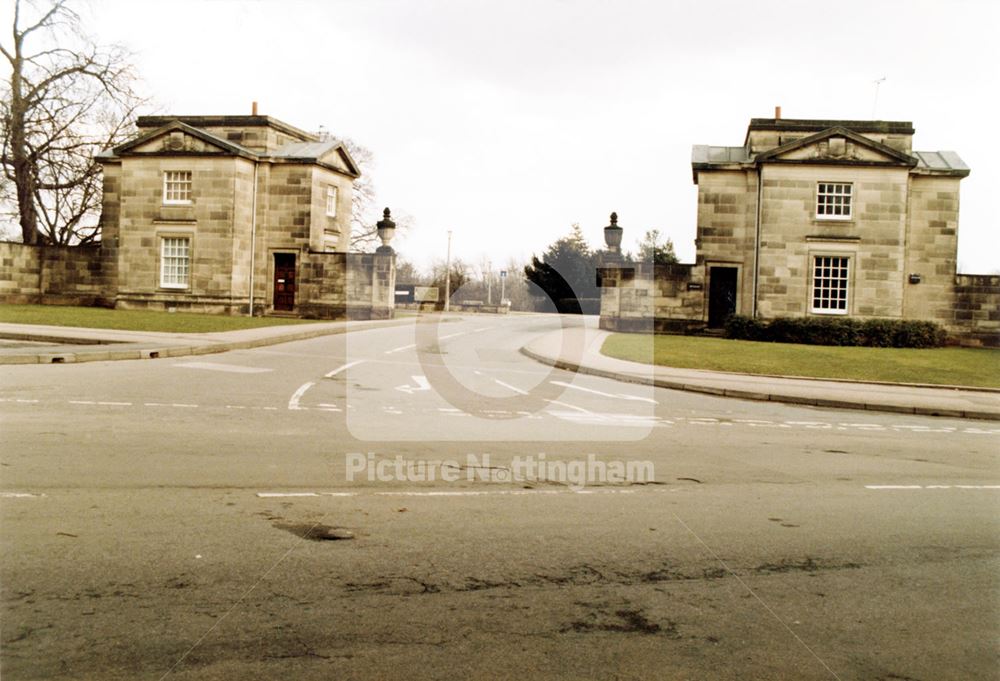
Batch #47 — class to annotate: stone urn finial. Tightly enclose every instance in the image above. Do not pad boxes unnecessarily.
[376,207,396,253]
[604,211,622,253]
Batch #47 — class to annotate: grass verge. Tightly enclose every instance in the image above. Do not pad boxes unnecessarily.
[601,333,1000,389]
[0,304,319,334]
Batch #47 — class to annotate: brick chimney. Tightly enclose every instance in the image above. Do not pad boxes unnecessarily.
[774,105,781,120]
[252,101,258,115]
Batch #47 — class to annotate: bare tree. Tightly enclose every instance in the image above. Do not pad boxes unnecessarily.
[338,136,412,252]
[1,0,144,245]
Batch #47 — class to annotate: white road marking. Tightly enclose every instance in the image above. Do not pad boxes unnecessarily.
[171,403,198,408]
[551,380,658,405]
[866,484,1000,490]
[288,382,315,411]
[548,412,659,427]
[0,492,44,498]
[473,327,491,333]
[97,401,132,406]
[384,343,416,355]
[325,360,366,378]
[395,375,431,394]
[69,400,96,405]
[439,331,467,340]
[174,361,272,374]
[544,399,593,415]
[256,492,320,498]
[494,379,529,395]
[734,418,789,428]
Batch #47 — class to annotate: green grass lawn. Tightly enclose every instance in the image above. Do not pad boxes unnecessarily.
[601,333,1000,389]
[0,304,319,334]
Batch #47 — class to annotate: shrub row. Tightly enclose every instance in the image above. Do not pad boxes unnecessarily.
[723,315,946,348]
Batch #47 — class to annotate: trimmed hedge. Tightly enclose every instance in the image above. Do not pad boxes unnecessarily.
[724,315,946,348]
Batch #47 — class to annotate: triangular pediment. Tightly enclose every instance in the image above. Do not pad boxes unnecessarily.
[318,145,360,177]
[113,121,256,158]
[755,127,916,167]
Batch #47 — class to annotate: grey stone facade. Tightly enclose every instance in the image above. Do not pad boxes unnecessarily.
[600,117,999,346]
[1,114,395,320]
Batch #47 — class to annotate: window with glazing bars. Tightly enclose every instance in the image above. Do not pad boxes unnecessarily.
[326,186,338,217]
[160,237,190,288]
[163,171,192,204]
[816,182,852,219]
[811,255,849,314]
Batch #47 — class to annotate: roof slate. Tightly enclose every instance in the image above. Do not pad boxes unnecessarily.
[913,150,970,174]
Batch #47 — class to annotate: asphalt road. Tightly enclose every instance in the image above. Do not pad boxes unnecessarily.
[1,314,997,680]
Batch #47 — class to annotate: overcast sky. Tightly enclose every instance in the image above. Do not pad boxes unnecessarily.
[26,0,1000,272]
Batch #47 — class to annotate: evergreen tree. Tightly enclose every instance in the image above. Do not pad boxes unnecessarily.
[524,224,599,313]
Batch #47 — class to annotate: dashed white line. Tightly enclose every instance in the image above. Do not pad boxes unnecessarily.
[544,399,593,415]
[288,382,315,411]
[0,492,44,498]
[384,343,416,355]
[551,380,658,405]
[175,361,272,374]
[494,379,529,395]
[325,359,366,378]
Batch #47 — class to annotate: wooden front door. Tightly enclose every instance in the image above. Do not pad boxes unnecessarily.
[707,266,738,328]
[273,253,296,311]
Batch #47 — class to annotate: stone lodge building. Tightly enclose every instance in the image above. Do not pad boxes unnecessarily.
[599,114,999,346]
[1,112,396,319]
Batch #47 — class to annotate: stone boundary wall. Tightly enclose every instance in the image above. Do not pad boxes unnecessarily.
[296,251,395,320]
[598,262,705,334]
[952,274,1000,347]
[597,257,999,347]
[0,241,113,307]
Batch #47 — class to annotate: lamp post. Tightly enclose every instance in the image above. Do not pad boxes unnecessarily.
[487,260,492,305]
[444,230,452,312]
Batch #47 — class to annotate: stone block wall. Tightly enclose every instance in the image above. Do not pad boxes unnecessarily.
[695,170,756,316]
[115,156,244,311]
[952,274,1000,347]
[756,165,909,319]
[0,242,113,306]
[902,176,961,325]
[599,261,705,334]
[295,251,395,320]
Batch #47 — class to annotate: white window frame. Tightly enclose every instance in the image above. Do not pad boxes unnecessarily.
[816,182,852,221]
[325,185,338,217]
[160,236,191,289]
[163,171,193,205]
[811,255,850,315]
